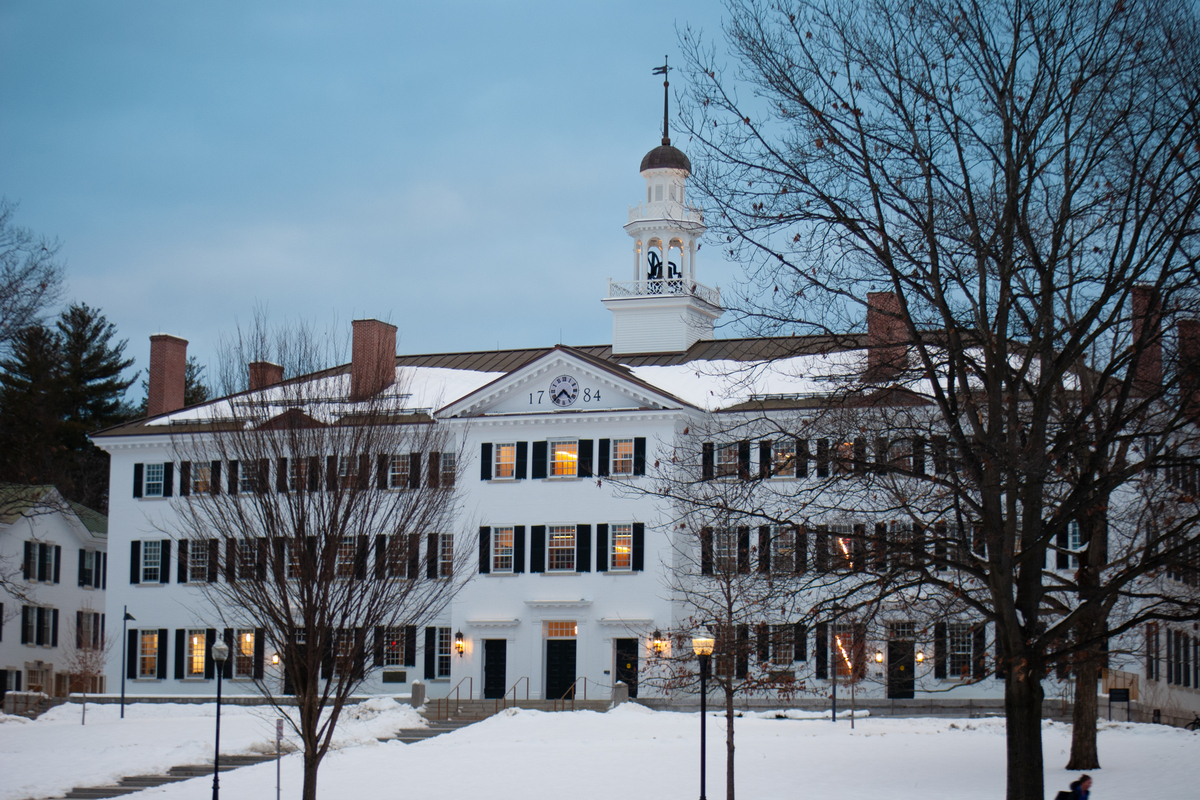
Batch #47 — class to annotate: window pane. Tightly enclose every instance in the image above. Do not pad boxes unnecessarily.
[440,452,456,486]
[493,527,514,572]
[437,627,452,677]
[290,458,309,492]
[192,463,211,493]
[494,444,516,479]
[388,455,409,489]
[548,525,575,571]
[439,534,454,577]
[139,630,158,678]
[189,540,208,582]
[948,624,973,679]
[611,439,634,475]
[771,440,796,476]
[772,526,795,573]
[144,463,164,497]
[713,527,736,572]
[610,524,632,570]
[550,440,578,477]
[187,630,207,677]
[716,445,739,477]
[383,626,405,667]
[337,536,356,578]
[142,540,161,583]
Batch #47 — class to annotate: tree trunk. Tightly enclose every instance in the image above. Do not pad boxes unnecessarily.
[1004,671,1046,800]
[725,688,736,800]
[1067,657,1100,770]
[302,749,320,800]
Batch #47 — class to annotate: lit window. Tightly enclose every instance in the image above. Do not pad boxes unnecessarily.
[139,630,158,678]
[493,527,514,573]
[548,525,576,571]
[771,526,795,574]
[141,540,161,583]
[716,445,739,478]
[388,455,409,489]
[438,534,454,578]
[289,458,309,492]
[336,536,357,578]
[192,463,211,494]
[188,540,209,583]
[835,441,855,475]
[493,444,516,480]
[547,621,577,638]
[235,629,255,678]
[771,439,796,477]
[144,463,164,497]
[611,439,635,475]
[610,524,632,570]
[550,440,578,478]
[832,623,862,679]
[436,627,452,677]
[382,627,406,667]
[186,630,207,677]
[830,523,856,572]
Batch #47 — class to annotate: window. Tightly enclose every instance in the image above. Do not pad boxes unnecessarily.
[947,624,974,679]
[610,524,633,570]
[144,463,165,497]
[28,542,59,584]
[338,457,358,489]
[1067,520,1083,569]
[547,621,577,638]
[192,463,212,494]
[139,630,159,678]
[549,440,578,478]
[337,536,357,578]
[186,630,207,678]
[713,527,737,572]
[440,452,456,486]
[655,184,663,201]
[289,459,309,492]
[771,625,795,666]
[387,455,409,489]
[548,525,576,571]
[38,609,54,646]
[141,540,161,583]
[436,627,452,677]
[716,445,739,478]
[386,535,413,578]
[382,627,406,667]
[235,629,255,678]
[771,526,795,574]
[831,623,863,679]
[611,439,635,475]
[493,444,516,480]
[188,540,209,583]
[438,534,454,577]
[829,524,856,571]
[239,462,261,494]
[238,539,258,577]
[286,540,303,580]
[78,612,96,649]
[492,527,514,572]
[80,550,96,586]
[334,629,357,675]
[771,439,796,477]
[835,440,856,475]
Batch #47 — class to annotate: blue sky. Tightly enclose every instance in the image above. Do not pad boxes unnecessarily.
[0,0,740,388]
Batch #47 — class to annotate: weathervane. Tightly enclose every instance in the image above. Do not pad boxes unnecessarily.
[653,56,671,146]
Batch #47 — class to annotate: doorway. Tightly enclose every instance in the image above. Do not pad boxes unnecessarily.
[483,639,507,699]
[614,639,639,699]
[887,639,916,699]
[545,640,577,700]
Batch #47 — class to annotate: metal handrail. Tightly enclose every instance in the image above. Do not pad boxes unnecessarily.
[432,676,473,719]
[495,676,530,714]
[552,677,587,712]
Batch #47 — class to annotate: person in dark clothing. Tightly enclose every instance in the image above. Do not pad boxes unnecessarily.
[1069,774,1093,799]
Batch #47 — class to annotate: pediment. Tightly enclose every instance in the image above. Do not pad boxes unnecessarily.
[437,348,691,418]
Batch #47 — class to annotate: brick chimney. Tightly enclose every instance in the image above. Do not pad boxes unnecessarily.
[1131,285,1163,396]
[1178,319,1200,420]
[350,319,397,401]
[248,361,284,391]
[147,334,188,417]
[866,291,906,380]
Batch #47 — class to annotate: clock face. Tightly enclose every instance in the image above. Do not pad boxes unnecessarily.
[549,374,580,407]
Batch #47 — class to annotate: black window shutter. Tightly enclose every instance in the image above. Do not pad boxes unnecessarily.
[163,462,174,497]
[633,438,647,475]
[701,442,714,480]
[513,526,526,573]
[480,443,493,480]
[206,539,219,583]
[424,627,436,679]
[278,458,289,492]
[794,623,807,661]
[228,461,239,494]
[133,463,144,498]
[377,455,389,490]
[130,541,141,584]
[874,437,889,475]
[932,436,947,474]
[409,452,421,489]
[222,629,234,679]
[404,626,417,667]
[20,606,31,644]
[700,527,713,575]
[815,623,828,679]
[23,541,32,580]
[576,525,591,572]
[632,523,645,572]
[874,523,889,571]
[356,454,369,491]
[254,628,265,679]
[796,439,808,478]
[355,535,369,580]
[737,527,751,573]
[156,630,168,679]
[795,526,808,574]
[211,461,222,495]
[597,439,610,477]
[78,548,86,587]
[306,457,320,491]
[428,452,441,489]
[579,440,594,478]
[757,623,770,663]
[816,438,830,477]
[225,539,237,582]
[531,441,548,479]
[973,624,987,680]
[326,456,337,491]
[596,524,608,571]
[37,543,48,582]
[101,552,107,589]
[180,461,191,496]
[178,541,189,583]
[373,626,385,668]
[426,533,439,579]
[515,441,528,479]
[934,622,948,679]
[759,441,772,477]
[407,534,420,580]
[204,628,217,679]
[374,535,387,580]
[51,608,59,646]
[853,437,867,474]
[160,540,171,583]
[758,526,771,573]
[127,630,138,679]
[175,629,185,679]
[913,437,926,475]
[736,625,750,678]
[53,545,61,584]
[738,441,751,480]
[478,527,491,574]
[531,525,546,572]
[1056,528,1070,569]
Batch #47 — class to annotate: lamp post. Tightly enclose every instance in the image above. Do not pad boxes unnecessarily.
[691,628,715,800]
[120,608,135,719]
[211,639,230,800]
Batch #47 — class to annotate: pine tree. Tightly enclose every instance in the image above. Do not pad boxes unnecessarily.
[0,324,65,486]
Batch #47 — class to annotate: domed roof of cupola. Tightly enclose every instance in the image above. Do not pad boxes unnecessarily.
[640,141,691,174]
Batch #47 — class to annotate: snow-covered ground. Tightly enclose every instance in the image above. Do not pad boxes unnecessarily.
[3,701,1197,800]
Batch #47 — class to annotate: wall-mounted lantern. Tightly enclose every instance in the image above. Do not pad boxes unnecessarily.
[455,631,465,657]
[651,629,666,656]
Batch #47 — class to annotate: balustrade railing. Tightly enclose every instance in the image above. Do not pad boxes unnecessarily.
[627,202,704,224]
[607,278,721,307]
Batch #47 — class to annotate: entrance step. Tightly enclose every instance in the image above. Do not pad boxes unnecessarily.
[56,754,276,799]
[423,697,610,721]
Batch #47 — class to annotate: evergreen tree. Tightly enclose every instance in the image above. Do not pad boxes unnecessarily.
[0,324,65,486]
[135,356,210,415]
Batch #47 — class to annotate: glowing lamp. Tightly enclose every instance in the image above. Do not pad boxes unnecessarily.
[651,629,666,656]
[874,650,884,663]
[271,653,280,665]
[691,628,715,657]
[454,631,465,656]
[916,650,925,663]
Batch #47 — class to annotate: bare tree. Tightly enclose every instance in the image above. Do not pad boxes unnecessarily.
[164,318,473,800]
[60,606,114,725]
[672,2,1200,795]
[0,484,72,612]
[0,199,64,355]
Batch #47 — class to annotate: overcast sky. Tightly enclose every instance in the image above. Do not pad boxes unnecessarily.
[0,0,741,392]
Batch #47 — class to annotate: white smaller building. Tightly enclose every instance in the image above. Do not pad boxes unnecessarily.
[0,486,108,699]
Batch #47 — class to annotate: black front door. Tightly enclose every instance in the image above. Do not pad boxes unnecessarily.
[483,639,507,699]
[614,638,639,699]
[887,639,915,699]
[546,639,577,700]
